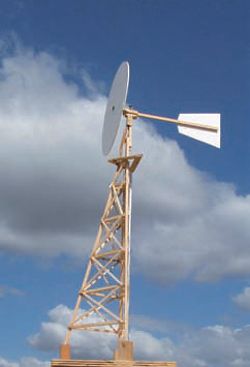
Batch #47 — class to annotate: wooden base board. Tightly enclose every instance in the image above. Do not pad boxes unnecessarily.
[51,360,176,367]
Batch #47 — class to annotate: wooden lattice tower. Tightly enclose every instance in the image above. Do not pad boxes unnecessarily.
[56,61,220,366]
[61,114,142,359]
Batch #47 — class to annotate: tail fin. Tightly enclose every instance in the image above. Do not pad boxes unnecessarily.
[178,114,221,148]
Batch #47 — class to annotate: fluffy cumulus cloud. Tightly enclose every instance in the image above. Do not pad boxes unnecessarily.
[28,304,174,361]
[0,43,109,258]
[133,131,250,282]
[28,304,250,367]
[0,357,49,367]
[0,42,250,282]
[178,325,250,367]
[28,304,175,360]
[233,287,250,311]
[28,304,115,359]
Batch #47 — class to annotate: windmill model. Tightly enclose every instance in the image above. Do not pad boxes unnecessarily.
[54,62,220,366]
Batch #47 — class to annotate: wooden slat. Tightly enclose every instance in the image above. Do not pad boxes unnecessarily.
[129,155,143,173]
[94,249,121,259]
[108,154,142,167]
[51,360,176,367]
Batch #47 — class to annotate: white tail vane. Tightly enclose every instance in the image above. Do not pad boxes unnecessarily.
[178,114,221,148]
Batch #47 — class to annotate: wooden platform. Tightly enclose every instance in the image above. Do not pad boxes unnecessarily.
[51,360,176,367]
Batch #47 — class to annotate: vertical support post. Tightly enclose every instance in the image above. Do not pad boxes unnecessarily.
[114,115,134,360]
[122,115,133,340]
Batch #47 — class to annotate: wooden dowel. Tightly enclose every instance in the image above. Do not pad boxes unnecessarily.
[123,108,218,132]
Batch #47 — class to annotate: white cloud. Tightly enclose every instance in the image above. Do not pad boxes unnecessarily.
[131,330,175,361]
[0,285,24,298]
[0,357,49,367]
[28,304,115,359]
[233,287,250,311]
[0,357,17,367]
[177,324,250,367]
[28,304,175,360]
[0,42,249,282]
[0,44,110,259]
[19,358,49,367]
[29,304,250,367]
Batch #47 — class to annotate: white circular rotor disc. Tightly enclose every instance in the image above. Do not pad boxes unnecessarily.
[102,61,130,156]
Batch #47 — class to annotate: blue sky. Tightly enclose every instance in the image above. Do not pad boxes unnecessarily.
[0,1,250,366]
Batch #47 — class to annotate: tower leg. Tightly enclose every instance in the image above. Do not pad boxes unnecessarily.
[60,343,71,359]
[113,340,134,361]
